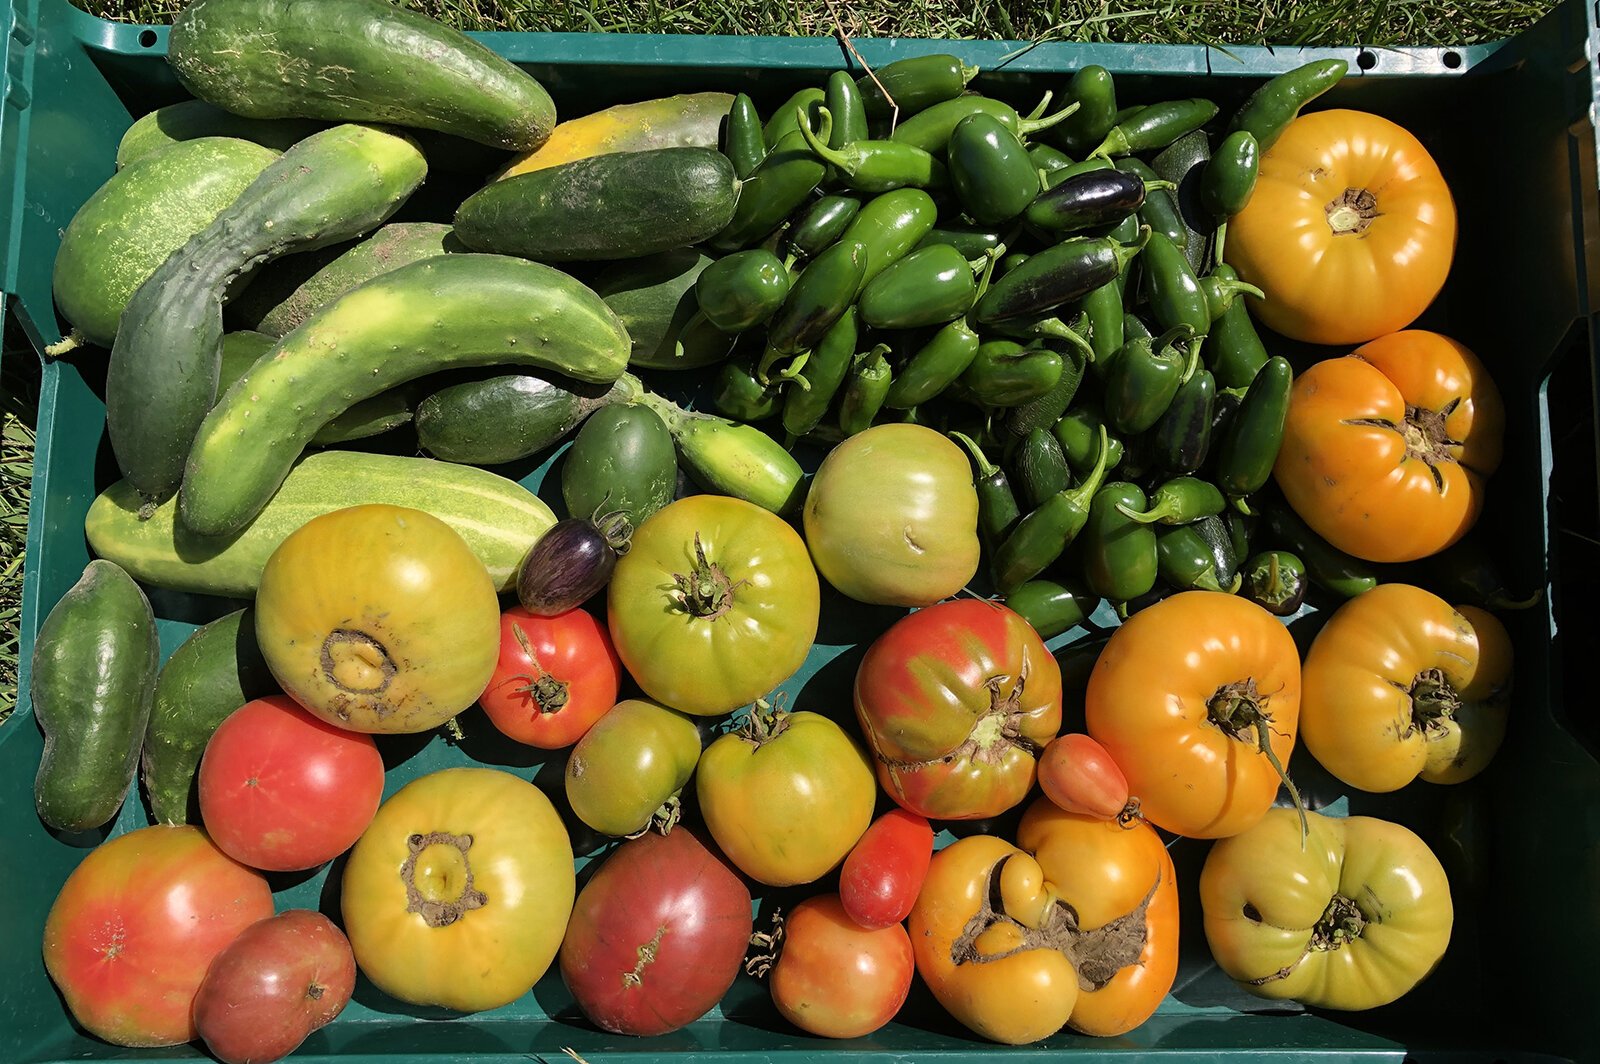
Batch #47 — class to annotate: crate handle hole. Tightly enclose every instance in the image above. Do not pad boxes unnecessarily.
[1356,50,1377,70]
[138,29,157,47]
[1443,50,1462,69]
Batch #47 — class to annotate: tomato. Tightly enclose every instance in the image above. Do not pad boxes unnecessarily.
[607,495,820,716]
[341,767,573,1012]
[1037,733,1131,821]
[1085,591,1301,839]
[41,825,274,1047]
[854,599,1061,820]
[1300,584,1511,792]
[697,707,875,886]
[802,423,980,606]
[255,504,501,734]
[479,606,623,749]
[839,809,934,930]
[566,698,703,836]
[198,695,384,871]
[1201,807,1453,1010]
[193,910,355,1064]
[560,827,752,1036]
[907,802,1178,1045]
[1275,331,1504,563]
[1226,109,1457,345]
[768,894,914,1039]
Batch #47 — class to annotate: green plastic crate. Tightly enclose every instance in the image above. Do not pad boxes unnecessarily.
[4,0,1600,1060]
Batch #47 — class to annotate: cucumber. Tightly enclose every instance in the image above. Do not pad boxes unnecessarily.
[594,249,721,370]
[231,222,463,337]
[30,560,159,833]
[455,147,739,261]
[106,124,428,505]
[169,0,556,152]
[143,609,278,825]
[50,137,279,352]
[498,92,734,179]
[562,404,679,526]
[116,100,323,168]
[634,392,806,515]
[417,372,641,465]
[88,451,555,597]
[217,331,411,444]
[180,253,631,537]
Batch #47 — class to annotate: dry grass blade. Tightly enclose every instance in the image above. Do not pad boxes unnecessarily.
[0,414,34,723]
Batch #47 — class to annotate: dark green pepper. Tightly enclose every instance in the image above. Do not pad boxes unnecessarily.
[957,341,1065,408]
[1157,519,1240,593]
[724,93,766,178]
[781,307,859,441]
[1006,578,1099,639]
[1241,551,1308,616]
[994,427,1111,595]
[824,70,868,148]
[1228,59,1348,153]
[1225,506,1257,564]
[788,194,862,260]
[1028,142,1075,175]
[712,358,782,421]
[1207,289,1271,391]
[1042,154,1113,190]
[858,243,977,329]
[1153,367,1216,474]
[1118,476,1225,525]
[763,87,826,147]
[799,107,945,192]
[713,124,830,250]
[998,252,1031,277]
[884,319,981,409]
[837,187,940,288]
[1090,99,1219,158]
[695,249,791,333]
[976,229,1147,323]
[1198,264,1266,322]
[1215,355,1292,498]
[838,345,894,435]
[1104,324,1196,435]
[1116,157,1187,251]
[1081,480,1159,602]
[1084,280,1124,378]
[1140,230,1211,345]
[1025,169,1167,233]
[858,54,979,119]
[948,112,1040,225]
[1407,533,1542,610]
[1054,405,1123,475]
[950,430,1023,549]
[889,94,1076,154]
[916,224,1003,259]
[1054,66,1118,157]
[1123,312,1153,342]
[762,238,866,365]
[1013,426,1071,510]
[1006,342,1087,438]
[1200,130,1259,219]
[1261,502,1378,598]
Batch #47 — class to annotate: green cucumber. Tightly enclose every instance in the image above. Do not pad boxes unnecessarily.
[562,404,679,526]
[116,101,323,168]
[107,124,428,505]
[635,392,805,515]
[417,372,641,465]
[181,253,630,537]
[50,137,279,352]
[31,560,159,833]
[231,222,463,337]
[454,147,739,261]
[593,249,723,370]
[169,0,555,151]
[216,331,411,445]
[88,451,555,597]
[143,609,279,825]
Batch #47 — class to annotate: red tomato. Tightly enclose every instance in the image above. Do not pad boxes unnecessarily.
[839,809,934,929]
[1037,733,1132,820]
[198,695,384,872]
[42,825,274,1047]
[770,894,914,1039]
[480,606,623,749]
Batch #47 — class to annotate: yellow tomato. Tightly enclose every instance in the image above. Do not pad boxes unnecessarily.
[255,504,500,733]
[1227,109,1456,345]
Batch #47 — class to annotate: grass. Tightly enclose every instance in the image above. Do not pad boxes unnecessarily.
[0,414,31,724]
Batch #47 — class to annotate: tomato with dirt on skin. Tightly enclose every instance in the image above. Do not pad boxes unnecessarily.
[479,606,623,748]
[839,808,935,930]
[198,695,385,871]
[854,599,1062,820]
[768,894,914,1039]
[42,825,274,1047]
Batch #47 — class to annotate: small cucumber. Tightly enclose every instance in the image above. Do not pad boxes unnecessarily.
[180,254,631,538]
[635,392,805,515]
[31,561,159,833]
[594,249,720,370]
[562,405,679,526]
[497,92,734,178]
[143,609,279,825]
[416,372,640,465]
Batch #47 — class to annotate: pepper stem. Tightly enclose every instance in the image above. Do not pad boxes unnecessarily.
[1116,497,1175,524]
[1018,98,1082,137]
[797,105,848,173]
[1113,226,1153,272]
[1088,125,1131,160]
[971,243,1006,305]
[1023,90,1053,121]
[1067,426,1111,510]
[949,430,1000,478]
[1214,221,1228,266]
[1206,678,1308,845]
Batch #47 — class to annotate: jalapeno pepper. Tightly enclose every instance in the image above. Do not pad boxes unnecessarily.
[1116,476,1223,526]
[837,187,940,288]
[824,69,868,148]
[857,54,979,120]
[948,112,1041,225]
[1207,290,1271,391]
[1006,342,1087,438]
[884,320,981,410]
[956,342,1064,409]
[1080,479,1158,602]
[1261,502,1378,598]
[788,194,862,260]
[1104,324,1196,435]
[976,228,1148,323]
[838,345,893,435]
[1241,550,1307,616]
[763,87,826,147]
[950,430,1022,549]
[1012,426,1072,510]
[1156,519,1240,593]
[781,307,859,441]
[1198,264,1266,322]
[1090,98,1219,159]
[1083,280,1125,379]
[1114,157,1187,251]
[1054,404,1123,475]
[1123,312,1153,342]
[695,249,791,333]
[1025,168,1169,233]
[1214,355,1291,499]
[890,94,1077,154]
[858,243,978,329]
[1140,230,1211,352]
[1200,130,1259,219]
[798,106,945,192]
[713,358,783,421]
[1228,59,1348,152]
[1053,65,1118,157]
[1225,506,1256,564]
[998,251,1032,277]
[762,238,866,366]
[1005,578,1099,639]
[1152,366,1216,474]
[724,93,767,178]
[994,426,1111,595]
[916,224,1003,259]
[713,124,830,250]
[1028,142,1075,176]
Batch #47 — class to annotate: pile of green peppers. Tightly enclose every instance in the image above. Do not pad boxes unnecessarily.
[697,54,1386,632]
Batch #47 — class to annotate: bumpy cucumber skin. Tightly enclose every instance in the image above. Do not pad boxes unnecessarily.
[498,92,733,178]
[169,0,556,151]
[116,100,322,168]
[53,137,278,348]
[106,124,428,505]
[89,451,555,597]
[416,373,631,465]
[143,609,279,825]
[217,331,409,444]
[31,561,159,833]
[181,253,630,536]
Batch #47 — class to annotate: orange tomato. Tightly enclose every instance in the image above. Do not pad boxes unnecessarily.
[1274,330,1504,563]
[1226,109,1456,345]
[1085,591,1301,839]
